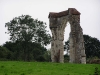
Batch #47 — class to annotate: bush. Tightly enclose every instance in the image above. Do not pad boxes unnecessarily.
[64,54,69,62]
[0,46,12,60]
[36,55,46,62]
[87,57,100,64]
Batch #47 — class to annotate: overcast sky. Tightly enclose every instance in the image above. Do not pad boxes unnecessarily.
[0,0,100,48]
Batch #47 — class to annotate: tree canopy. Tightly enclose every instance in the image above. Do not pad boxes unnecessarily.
[5,15,51,46]
[83,35,100,58]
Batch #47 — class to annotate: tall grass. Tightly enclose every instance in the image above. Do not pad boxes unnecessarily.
[0,61,100,75]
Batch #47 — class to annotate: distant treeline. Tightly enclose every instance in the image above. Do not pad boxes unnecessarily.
[0,41,51,62]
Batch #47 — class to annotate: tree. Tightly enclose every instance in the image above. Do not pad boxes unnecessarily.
[83,35,100,58]
[5,15,51,45]
[65,35,100,58]
[3,41,48,61]
[3,41,23,60]
[5,15,51,61]
[0,46,12,60]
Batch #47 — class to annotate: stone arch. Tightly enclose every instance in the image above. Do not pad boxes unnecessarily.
[48,8,86,64]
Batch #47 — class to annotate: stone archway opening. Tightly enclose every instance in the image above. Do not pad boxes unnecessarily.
[64,22,70,55]
[64,22,70,42]
[48,8,86,64]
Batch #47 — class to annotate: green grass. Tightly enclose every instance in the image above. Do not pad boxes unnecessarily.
[0,61,100,75]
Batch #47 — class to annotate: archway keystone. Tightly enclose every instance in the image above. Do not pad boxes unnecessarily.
[48,8,86,64]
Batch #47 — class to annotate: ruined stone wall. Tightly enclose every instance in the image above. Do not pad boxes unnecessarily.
[49,16,68,63]
[49,8,86,64]
[68,15,86,63]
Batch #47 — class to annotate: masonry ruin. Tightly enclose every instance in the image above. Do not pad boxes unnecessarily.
[48,8,86,64]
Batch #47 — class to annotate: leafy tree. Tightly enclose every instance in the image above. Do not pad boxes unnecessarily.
[0,46,12,60]
[5,15,51,45]
[5,15,51,61]
[64,40,69,55]
[3,41,47,61]
[83,35,100,58]
[3,41,23,60]
[65,35,100,58]
[43,49,51,62]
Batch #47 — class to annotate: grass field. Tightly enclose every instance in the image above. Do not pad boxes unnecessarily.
[0,61,100,75]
